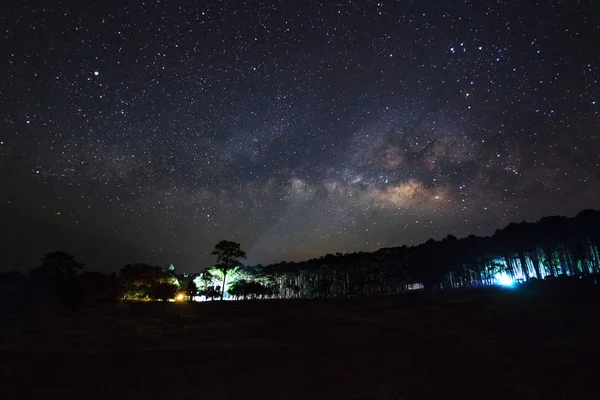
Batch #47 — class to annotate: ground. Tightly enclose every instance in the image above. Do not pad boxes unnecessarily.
[1,287,599,399]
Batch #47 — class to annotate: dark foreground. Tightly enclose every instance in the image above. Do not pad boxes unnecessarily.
[1,288,600,399]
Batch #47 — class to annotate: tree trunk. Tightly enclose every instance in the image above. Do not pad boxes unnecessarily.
[530,251,543,279]
[221,269,227,300]
[518,252,529,281]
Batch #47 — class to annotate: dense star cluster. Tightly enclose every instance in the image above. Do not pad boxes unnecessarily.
[1,1,599,272]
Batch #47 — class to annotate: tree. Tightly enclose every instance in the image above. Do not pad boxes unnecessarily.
[185,281,197,300]
[30,252,84,308]
[211,240,246,300]
[120,263,178,300]
[152,282,178,301]
[31,251,83,282]
[195,269,216,288]
[202,285,221,300]
[78,271,120,303]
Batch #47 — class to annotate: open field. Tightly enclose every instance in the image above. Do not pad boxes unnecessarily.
[1,288,600,399]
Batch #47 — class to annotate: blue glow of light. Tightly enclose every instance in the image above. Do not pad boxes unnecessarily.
[495,272,514,287]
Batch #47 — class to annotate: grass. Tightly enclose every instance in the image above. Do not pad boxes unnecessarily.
[1,287,599,399]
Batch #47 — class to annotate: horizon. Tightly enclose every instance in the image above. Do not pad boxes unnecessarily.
[2,208,595,274]
[1,1,599,273]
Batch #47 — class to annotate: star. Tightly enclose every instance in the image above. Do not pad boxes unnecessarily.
[0,0,598,272]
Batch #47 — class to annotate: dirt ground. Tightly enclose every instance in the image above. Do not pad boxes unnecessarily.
[1,288,599,399]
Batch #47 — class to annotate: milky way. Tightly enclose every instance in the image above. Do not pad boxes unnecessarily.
[1,1,599,272]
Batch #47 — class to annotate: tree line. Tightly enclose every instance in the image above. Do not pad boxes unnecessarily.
[258,209,600,297]
[1,210,600,310]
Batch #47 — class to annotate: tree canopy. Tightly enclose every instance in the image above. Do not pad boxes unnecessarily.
[211,240,246,300]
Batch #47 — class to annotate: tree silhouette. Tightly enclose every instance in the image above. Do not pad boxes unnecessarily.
[152,282,178,301]
[29,252,84,308]
[221,209,600,299]
[211,240,246,300]
[31,251,83,282]
[23,209,600,304]
[185,281,197,300]
[120,263,178,300]
[201,285,221,300]
[78,271,120,303]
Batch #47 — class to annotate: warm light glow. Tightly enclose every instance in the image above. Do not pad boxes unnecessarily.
[175,293,185,301]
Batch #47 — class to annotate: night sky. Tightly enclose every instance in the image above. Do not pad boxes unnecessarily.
[1,1,599,272]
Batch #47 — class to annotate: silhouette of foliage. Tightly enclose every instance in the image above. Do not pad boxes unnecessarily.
[16,209,600,306]
[31,251,83,283]
[185,281,197,299]
[29,252,85,309]
[78,271,120,303]
[200,285,221,300]
[228,279,272,299]
[243,209,600,299]
[152,282,178,301]
[120,263,178,300]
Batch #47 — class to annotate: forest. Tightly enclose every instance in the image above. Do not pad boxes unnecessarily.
[1,208,600,309]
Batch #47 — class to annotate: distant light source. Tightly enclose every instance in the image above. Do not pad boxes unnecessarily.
[175,293,185,301]
[495,272,514,287]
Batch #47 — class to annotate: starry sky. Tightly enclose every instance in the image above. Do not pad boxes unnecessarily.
[1,1,599,273]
